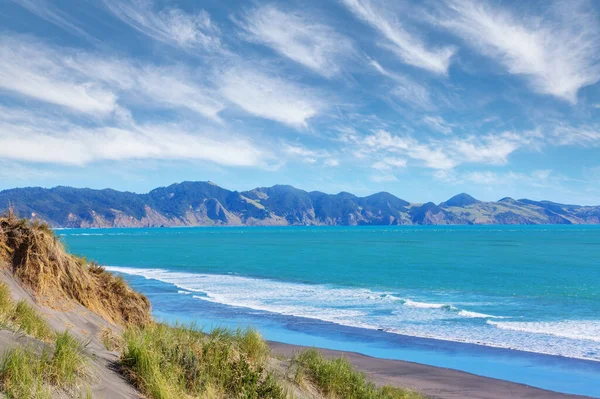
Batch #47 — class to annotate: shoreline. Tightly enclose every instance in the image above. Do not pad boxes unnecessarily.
[269,341,594,399]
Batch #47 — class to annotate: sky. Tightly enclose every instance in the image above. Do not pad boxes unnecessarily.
[0,0,600,204]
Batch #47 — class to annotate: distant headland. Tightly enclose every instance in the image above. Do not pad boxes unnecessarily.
[1,181,599,227]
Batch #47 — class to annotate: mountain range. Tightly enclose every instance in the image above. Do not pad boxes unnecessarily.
[0,181,599,227]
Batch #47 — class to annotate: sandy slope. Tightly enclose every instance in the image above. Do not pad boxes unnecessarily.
[0,270,141,399]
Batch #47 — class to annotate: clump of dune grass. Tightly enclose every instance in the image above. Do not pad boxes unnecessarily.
[49,331,88,388]
[292,349,424,399]
[0,331,88,398]
[0,346,50,399]
[0,211,151,326]
[121,323,285,399]
[0,282,52,340]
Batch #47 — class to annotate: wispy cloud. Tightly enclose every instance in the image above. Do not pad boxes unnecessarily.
[369,59,432,109]
[435,168,561,189]
[436,0,600,103]
[550,123,600,146]
[219,67,324,127]
[8,0,98,42]
[103,0,221,51]
[0,37,117,115]
[0,36,224,119]
[239,4,353,77]
[0,106,268,167]
[346,129,529,170]
[371,157,407,170]
[423,115,453,134]
[342,0,455,74]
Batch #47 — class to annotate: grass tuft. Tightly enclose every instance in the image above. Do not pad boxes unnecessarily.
[12,300,53,340]
[0,346,50,399]
[292,348,425,399]
[49,330,88,388]
[0,331,88,398]
[121,323,285,399]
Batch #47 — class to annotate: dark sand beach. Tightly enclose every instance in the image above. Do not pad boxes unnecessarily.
[270,341,593,399]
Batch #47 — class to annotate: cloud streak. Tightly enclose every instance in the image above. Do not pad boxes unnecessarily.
[0,106,268,167]
[437,0,600,103]
[103,0,221,51]
[0,36,224,119]
[239,5,353,77]
[219,67,324,127]
[342,0,455,74]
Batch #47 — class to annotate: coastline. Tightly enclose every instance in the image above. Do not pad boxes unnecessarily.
[269,341,593,399]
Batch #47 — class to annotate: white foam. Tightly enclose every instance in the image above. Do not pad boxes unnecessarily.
[488,320,600,343]
[403,299,453,310]
[459,310,503,319]
[177,290,192,295]
[105,266,600,361]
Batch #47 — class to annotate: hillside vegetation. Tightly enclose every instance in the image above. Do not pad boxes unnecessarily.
[2,182,599,227]
[0,213,425,399]
[0,210,151,326]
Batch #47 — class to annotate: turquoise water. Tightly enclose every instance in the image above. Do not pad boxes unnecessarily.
[59,226,600,397]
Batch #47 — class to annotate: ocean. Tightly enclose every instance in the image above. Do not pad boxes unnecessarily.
[59,225,600,397]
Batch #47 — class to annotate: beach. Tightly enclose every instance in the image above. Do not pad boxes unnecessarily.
[270,341,592,399]
[60,225,600,397]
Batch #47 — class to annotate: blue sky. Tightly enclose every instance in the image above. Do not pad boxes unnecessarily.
[0,0,599,204]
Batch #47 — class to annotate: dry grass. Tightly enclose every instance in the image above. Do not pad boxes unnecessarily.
[100,327,123,351]
[0,211,151,326]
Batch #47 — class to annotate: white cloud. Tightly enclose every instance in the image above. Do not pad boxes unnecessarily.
[359,130,457,169]
[342,0,455,74]
[9,0,98,42]
[450,133,522,165]
[0,36,224,120]
[371,157,407,170]
[239,5,353,77]
[324,158,340,167]
[550,123,600,146]
[423,115,453,135]
[219,67,323,127]
[103,0,221,51]
[0,106,268,167]
[369,59,432,109]
[347,129,528,170]
[370,173,398,183]
[0,37,117,115]
[437,0,600,103]
[435,168,560,189]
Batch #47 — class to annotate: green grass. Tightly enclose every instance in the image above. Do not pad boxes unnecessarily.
[0,331,88,398]
[0,282,52,340]
[292,349,425,399]
[0,346,50,399]
[121,323,285,399]
[49,330,88,387]
[12,300,53,340]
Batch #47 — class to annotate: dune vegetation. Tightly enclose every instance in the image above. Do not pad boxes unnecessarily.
[0,212,425,399]
[291,349,423,399]
[0,331,90,398]
[0,210,151,326]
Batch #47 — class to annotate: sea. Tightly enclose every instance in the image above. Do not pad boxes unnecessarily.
[58,225,600,397]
